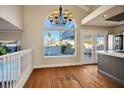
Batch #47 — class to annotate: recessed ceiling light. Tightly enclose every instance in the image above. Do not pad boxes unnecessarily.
[103,14,108,18]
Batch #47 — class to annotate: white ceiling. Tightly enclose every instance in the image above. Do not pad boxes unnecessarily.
[78,5,90,12]
[81,5,124,27]
[77,5,99,12]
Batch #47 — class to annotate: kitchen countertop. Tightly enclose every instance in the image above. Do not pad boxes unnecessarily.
[96,51,124,58]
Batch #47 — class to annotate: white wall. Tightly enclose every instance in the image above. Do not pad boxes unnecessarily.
[81,25,114,32]
[21,5,114,67]
[0,32,21,40]
[114,25,124,34]
[0,5,24,30]
[0,5,115,67]
[22,5,89,66]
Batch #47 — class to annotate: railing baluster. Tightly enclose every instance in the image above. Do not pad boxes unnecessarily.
[15,54,17,87]
[9,56,12,88]
[11,55,13,88]
[16,55,20,83]
[0,60,2,88]
[13,55,15,87]
[6,57,9,88]
[15,55,18,85]
[11,55,14,88]
[4,57,7,88]
[13,55,16,87]
[18,56,21,79]
[2,59,4,88]
[22,55,25,75]
[11,56,13,88]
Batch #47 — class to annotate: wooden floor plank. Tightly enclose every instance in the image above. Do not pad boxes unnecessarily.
[24,65,123,88]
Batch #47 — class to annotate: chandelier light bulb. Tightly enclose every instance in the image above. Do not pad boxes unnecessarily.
[53,9,59,19]
[49,15,54,22]
[64,9,69,15]
[69,13,73,21]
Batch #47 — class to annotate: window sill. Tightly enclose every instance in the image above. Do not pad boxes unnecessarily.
[44,55,76,58]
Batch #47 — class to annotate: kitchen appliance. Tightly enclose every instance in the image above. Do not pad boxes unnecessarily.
[114,34,124,51]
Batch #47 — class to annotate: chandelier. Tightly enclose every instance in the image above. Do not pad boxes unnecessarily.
[48,6,73,26]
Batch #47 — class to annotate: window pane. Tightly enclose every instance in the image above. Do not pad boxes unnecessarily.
[83,35,93,62]
[96,34,105,51]
[44,30,75,56]
[44,30,61,56]
[61,31,75,55]
[108,35,114,50]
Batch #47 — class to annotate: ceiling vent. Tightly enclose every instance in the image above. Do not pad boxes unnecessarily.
[106,12,124,22]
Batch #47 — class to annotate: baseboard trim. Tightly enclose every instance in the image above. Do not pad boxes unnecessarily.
[33,62,83,69]
[15,67,33,88]
[98,69,124,86]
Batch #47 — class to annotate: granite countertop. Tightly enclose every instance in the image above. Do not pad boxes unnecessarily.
[96,51,124,58]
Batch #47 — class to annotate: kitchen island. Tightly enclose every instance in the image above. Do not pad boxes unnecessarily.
[97,51,124,86]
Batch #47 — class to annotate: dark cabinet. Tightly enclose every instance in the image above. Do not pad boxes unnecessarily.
[97,54,124,85]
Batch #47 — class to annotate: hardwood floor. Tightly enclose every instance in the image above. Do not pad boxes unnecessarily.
[24,65,123,88]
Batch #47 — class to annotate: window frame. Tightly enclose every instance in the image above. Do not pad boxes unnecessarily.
[43,27,77,58]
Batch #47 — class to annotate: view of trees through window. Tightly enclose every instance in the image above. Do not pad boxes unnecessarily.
[44,30,75,56]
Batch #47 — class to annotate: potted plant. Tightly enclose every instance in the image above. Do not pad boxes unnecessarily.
[0,43,9,55]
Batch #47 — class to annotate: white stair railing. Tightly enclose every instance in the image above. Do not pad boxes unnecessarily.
[0,49,33,88]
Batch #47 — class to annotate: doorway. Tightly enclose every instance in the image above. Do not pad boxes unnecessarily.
[80,29,108,64]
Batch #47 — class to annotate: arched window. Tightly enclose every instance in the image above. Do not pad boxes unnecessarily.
[43,13,76,57]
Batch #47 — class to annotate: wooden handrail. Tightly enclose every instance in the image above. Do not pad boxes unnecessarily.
[0,49,32,60]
